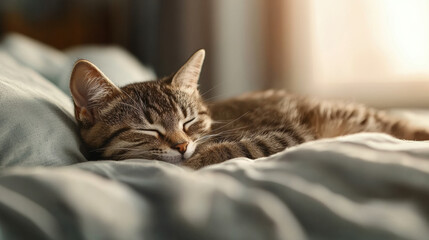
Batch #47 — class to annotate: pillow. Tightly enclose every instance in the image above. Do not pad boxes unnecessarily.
[0,33,156,94]
[0,33,70,88]
[0,51,87,166]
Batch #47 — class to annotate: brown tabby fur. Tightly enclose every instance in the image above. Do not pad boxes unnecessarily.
[70,50,429,169]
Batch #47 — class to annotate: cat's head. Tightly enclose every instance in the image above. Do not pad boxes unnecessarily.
[70,49,211,164]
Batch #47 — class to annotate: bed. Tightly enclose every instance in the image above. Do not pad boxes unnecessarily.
[1,34,429,240]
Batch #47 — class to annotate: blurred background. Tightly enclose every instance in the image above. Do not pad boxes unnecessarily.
[1,0,429,107]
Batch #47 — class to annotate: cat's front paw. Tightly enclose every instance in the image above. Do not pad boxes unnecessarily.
[182,143,231,169]
[182,153,204,169]
[182,150,222,169]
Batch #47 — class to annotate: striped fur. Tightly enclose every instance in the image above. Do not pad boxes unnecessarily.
[184,90,429,169]
[70,50,429,169]
[76,80,211,163]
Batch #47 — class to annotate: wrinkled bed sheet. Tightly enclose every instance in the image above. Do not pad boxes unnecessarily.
[1,133,429,240]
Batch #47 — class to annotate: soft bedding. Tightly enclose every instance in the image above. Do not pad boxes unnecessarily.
[1,34,429,240]
[2,134,429,240]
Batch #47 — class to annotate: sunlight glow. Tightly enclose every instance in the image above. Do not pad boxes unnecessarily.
[311,0,429,83]
[379,0,429,75]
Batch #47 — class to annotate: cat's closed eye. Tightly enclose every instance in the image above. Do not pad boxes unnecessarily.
[136,129,164,138]
[183,117,196,131]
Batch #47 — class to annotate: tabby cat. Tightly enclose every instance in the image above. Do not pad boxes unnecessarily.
[70,49,429,169]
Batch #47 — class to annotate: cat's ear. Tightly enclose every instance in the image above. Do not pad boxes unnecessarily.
[70,60,121,124]
[171,49,205,94]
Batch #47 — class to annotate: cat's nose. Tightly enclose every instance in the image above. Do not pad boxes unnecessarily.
[173,142,188,154]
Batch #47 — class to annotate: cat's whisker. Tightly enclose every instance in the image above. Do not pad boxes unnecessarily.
[202,91,232,103]
[122,90,146,115]
[203,95,223,103]
[209,128,248,139]
[194,126,251,144]
[122,89,140,106]
[195,134,221,143]
[200,84,221,98]
[210,112,250,133]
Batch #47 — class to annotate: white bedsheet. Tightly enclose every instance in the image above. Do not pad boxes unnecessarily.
[2,133,429,240]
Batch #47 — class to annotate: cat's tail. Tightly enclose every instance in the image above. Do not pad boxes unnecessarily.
[301,99,429,141]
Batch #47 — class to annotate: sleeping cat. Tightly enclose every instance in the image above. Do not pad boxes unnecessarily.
[70,49,429,169]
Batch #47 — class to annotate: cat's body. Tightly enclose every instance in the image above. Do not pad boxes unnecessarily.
[192,90,429,168]
[70,50,429,169]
